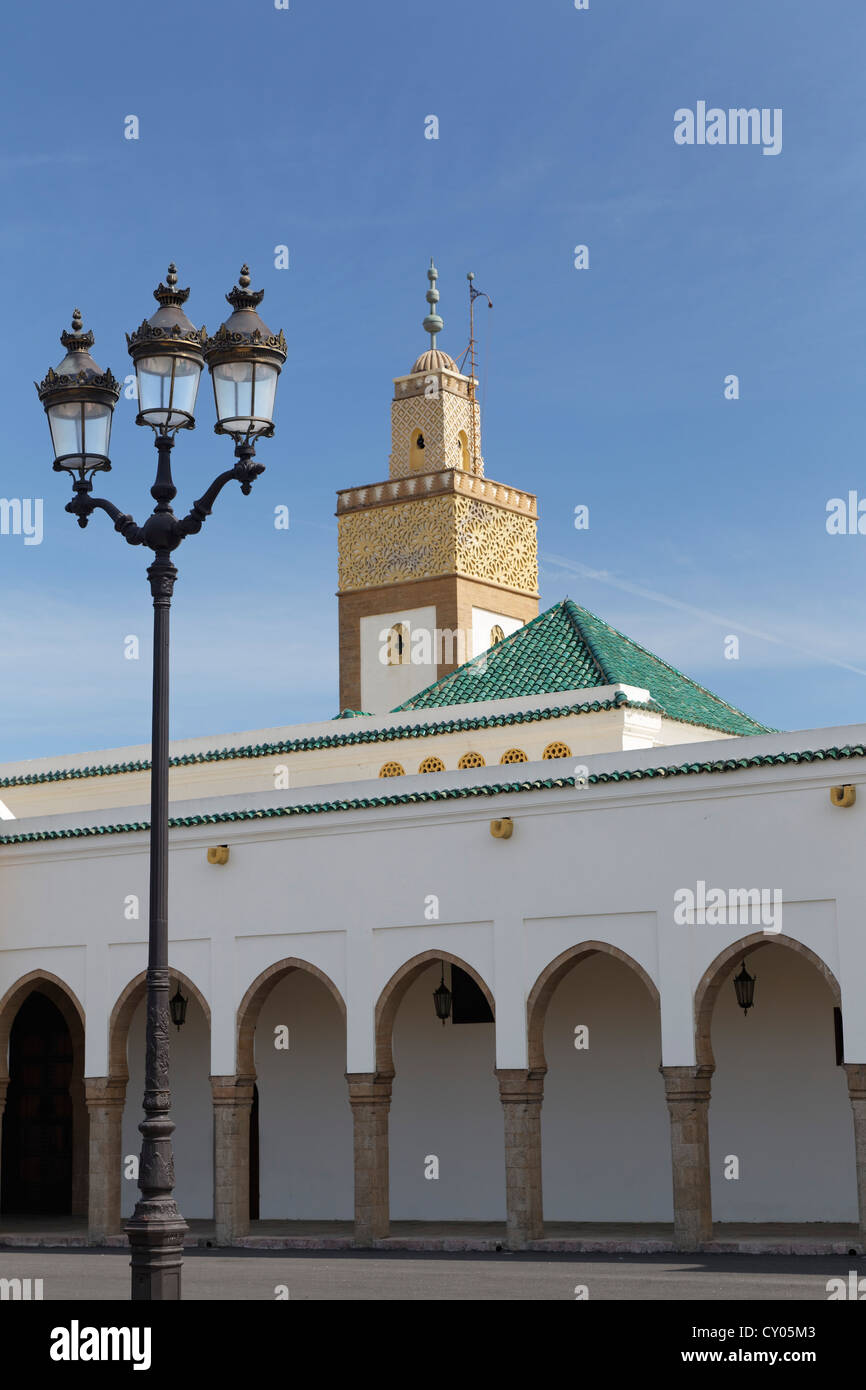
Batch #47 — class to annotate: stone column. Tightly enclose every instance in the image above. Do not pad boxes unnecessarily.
[496,1068,545,1248]
[661,1064,714,1249]
[71,1073,90,1219]
[346,1072,392,1244]
[85,1077,127,1242]
[211,1075,255,1245]
[0,1077,7,1208]
[844,1063,866,1237]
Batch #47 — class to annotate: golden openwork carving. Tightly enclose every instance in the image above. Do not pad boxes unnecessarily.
[337,495,537,594]
[418,756,446,773]
[543,742,572,760]
[379,761,405,777]
[390,387,483,480]
[500,748,528,764]
[458,751,486,769]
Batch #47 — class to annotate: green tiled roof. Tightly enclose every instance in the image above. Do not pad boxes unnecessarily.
[0,743,860,845]
[394,599,774,737]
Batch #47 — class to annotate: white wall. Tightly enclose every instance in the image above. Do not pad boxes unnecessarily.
[471,607,524,658]
[360,605,437,713]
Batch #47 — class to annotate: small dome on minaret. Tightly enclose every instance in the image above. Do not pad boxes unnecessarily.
[410,259,458,374]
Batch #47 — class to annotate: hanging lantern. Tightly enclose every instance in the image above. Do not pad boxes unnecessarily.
[433,963,452,1026]
[733,960,756,1016]
[169,983,188,1031]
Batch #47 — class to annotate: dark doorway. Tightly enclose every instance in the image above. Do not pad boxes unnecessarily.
[249,1083,260,1220]
[1,992,74,1215]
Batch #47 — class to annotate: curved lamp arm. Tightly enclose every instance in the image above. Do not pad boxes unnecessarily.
[177,458,264,537]
[65,487,144,545]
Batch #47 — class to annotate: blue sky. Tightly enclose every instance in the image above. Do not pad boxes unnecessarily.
[3,0,866,760]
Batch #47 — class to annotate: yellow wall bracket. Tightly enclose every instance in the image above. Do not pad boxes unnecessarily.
[830,785,856,808]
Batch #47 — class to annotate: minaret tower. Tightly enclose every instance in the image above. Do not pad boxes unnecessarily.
[336,262,539,713]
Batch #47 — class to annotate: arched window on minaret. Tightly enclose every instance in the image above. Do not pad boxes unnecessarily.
[410,429,426,471]
[457,429,471,470]
[387,623,409,665]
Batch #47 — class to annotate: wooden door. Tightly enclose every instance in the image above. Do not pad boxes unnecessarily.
[1,992,73,1215]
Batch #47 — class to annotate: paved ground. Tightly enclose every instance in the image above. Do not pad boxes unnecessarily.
[0,1247,863,1300]
[1,1216,860,1255]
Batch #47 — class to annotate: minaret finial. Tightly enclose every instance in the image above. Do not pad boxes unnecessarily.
[422,258,443,349]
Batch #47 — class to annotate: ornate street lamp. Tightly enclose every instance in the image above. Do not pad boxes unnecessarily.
[433,963,452,1026]
[126,263,205,433]
[204,264,286,445]
[36,264,285,1301]
[733,960,756,1016]
[35,309,121,476]
[169,983,188,1031]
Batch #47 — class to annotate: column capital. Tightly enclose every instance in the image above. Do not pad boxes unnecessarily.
[495,1067,546,1105]
[84,1076,128,1110]
[844,1063,866,1100]
[210,1074,256,1106]
[346,1071,394,1106]
[660,1063,714,1104]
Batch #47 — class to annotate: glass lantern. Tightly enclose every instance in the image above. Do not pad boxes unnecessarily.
[36,309,121,474]
[126,264,205,433]
[204,266,286,440]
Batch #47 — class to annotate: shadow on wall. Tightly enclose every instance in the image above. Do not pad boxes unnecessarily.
[255,970,352,1221]
[542,953,670,1222]
[389,963,502,1221]
[710,945,855,1222]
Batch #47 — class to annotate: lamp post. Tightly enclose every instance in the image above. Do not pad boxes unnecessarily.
[36,264,286,1300]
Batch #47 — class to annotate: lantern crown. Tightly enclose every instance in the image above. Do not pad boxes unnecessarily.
[204,265,287,363]
[126,263,206,360]
[36,309,121,401]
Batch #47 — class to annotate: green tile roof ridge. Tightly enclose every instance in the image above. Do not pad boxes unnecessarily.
[1,741,860,845]
[0,693,638,788]
[561,600,775,738]
[393,598,775,738]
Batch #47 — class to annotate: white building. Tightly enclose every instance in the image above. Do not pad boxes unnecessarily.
[1,269,864,1253]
